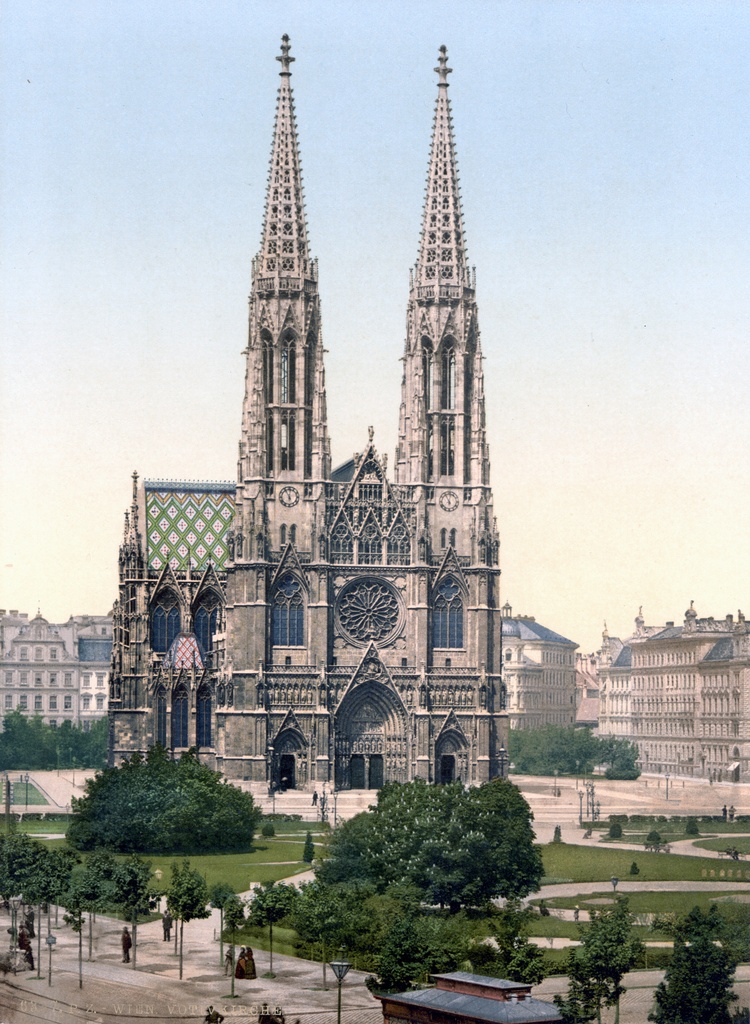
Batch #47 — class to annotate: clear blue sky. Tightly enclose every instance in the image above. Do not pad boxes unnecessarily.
[2,0,749,652]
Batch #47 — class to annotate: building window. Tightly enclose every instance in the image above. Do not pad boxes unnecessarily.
[35,647,43,661]
[173,686,189,747]
[34,674,42,687]
[196,686,212,747]
[272,574,304,646]
[34,695,43,711]
[82,695,91,710]
[96,674,104,687]
[64,695,72,711]
[441,347,456,409]
[330,522,354,564]
[152,600,180,654]
[50,673,57,686]
[96,695,104,710]
[19,695,27,710]
[64,673,73,686]
[359,521,383,565]
[4,672,12,685]
[195,605,219,655]
[4,695,12,710]
[387,523,411,565]
[49,719,57,729]
[82,674,91,687]
[50,648,58,660]
[49,696,57,710]
[20,648,28,661]
[19,672,28,686]
[433,577,464,649]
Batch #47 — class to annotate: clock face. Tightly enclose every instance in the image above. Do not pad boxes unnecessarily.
[439,490,459,512]
[278,486,300,508]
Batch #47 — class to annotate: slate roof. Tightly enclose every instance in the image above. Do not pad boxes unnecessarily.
[78,638,112,663]
[576,696,600,726]
[501,618,575,646]
[612,644,632,668]
[381,988,562,1023]
[703,637,735,662]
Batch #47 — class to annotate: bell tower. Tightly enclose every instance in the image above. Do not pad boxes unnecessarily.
[395,46,497,568]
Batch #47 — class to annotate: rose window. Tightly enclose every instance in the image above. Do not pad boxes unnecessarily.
[337,578,402,647]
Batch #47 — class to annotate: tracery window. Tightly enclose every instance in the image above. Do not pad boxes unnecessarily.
[194,604,219,655]
[152,600,180,654]
[433,577,464,649]
[196,685,212,747]
[442,347,456,409]
[280,411,295,470]
[281,337,296,403]
[427,421,435,481]
[440,418,455,476]
[262,333,274,403]
[272,574,304,646]
[280,524,287,546]
[387,523,411,565]
[172,685,188,747]
[358,521,383,564]
[331,522,354,564]
[266,413,274,473]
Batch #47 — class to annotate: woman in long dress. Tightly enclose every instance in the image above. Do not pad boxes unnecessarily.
[244,947,257,980]
[234,947,246,979]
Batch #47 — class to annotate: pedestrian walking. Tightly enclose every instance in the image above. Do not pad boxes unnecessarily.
[224,945,234,976]
[162,910,173,941]
[245,946,257,980]
[24,908,35,939]
[18,926,34,970]
[235,946,247,979]
[573,905,580,923]
[311,790,318,806]
[121,926,132,963]
[204,1006,225,1023]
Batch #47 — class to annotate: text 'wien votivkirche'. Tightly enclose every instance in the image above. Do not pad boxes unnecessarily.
[109,38,508,791]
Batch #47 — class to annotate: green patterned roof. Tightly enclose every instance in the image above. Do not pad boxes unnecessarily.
[145,482,235,572]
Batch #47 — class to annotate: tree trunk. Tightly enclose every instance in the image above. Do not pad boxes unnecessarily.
[230,928,236,999]
[78,921,83,989]
[36,903,42,979]
[88,912,92,960]
[269,920,274,976]
[132,912,137,971]
[179,918,184,980]
[322,938,328,991]
[219,907,223,968]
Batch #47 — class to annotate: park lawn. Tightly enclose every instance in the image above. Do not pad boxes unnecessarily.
[540,842,746,883]
[139,845,312,892]
[262,819,329,836]
[536,888,750,925]
[2,820,68,835]
[12,782,48,805]
[694,836,750,855]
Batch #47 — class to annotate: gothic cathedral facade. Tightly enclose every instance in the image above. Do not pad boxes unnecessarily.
[110,40,507,790]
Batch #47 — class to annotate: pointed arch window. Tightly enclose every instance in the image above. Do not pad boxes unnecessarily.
[421,340,433,411]
[280,525,287,547]
[196,685,212,747]
[281,337,296,403]
[433,577,464,649]
[290,524,297,546]
[331,522,354,564]
[172,685,189,747]
[440,528,447,548]
[440,418,455,476]
[359,520,383,565]
[427,420,435,481]
[280,411,295,470]
[266,413,274,473]
[387,523,411,565]
[262,334,274,404]
[155,687,167,747]
[449,528,457,548]
[152,600,180,654]
[442,347,456,409]
[194,604,219,656]
[272,574,304,646]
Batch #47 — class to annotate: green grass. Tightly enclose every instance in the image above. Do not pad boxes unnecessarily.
[540,842,750,883]
[694,837,750,855]
[11,782,48,805]
[4,820,68,835]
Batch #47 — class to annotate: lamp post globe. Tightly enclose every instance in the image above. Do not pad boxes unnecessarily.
[329,947,351,1024]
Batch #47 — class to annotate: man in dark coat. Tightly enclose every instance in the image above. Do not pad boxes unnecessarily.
[121,926,132,963]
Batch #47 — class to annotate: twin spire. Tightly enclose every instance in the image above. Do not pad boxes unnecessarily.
[256,38,468,287]
[257,34,312,282]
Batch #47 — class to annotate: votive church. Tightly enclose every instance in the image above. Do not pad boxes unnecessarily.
[109,39,507,791]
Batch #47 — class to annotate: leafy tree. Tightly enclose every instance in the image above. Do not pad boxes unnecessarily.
[375,913,469,992]
[166,859,210,979]
[61,873,88,988]
[646,830,662,846]
[507,725,640,779]
[0,711,107,770]
[0,832,46,903]
[248,880,299,976]
[649,907,738,1024]
[486,900,546,985]
[67,746,262,853]
[77,851,117,961]
[317,779,542,911]
[210,881,236,969]
[555,897,643,1024]
[111,854,155,970]
[303,831,315,863]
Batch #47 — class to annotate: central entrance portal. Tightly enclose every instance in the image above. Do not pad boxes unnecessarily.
[334,672,407,789]
[349,753,384,790]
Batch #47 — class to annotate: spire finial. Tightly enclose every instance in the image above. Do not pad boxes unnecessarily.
[132,470,139,501]
[435,45,452,86]
[277,34,295,75]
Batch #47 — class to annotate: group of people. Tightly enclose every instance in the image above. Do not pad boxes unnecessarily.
[5,905,36,970]
[224,944,257,979]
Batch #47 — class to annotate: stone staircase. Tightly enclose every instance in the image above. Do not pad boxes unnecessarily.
[247,786,377,823]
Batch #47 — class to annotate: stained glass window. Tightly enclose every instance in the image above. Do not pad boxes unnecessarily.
[433,577,463,649]
[272,574,304,646]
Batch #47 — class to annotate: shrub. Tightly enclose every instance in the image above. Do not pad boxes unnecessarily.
[261,822,275,838]
[685,818,700,836]
[302,831,315,863]
[629,861,640,875]
[552,825,562,843]
[645,829,662,845]
[608,822,623,839]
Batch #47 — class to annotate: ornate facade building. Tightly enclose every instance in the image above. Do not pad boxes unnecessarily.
[598,606,750,782]
[500,604,578,731]
[109,40,507,790]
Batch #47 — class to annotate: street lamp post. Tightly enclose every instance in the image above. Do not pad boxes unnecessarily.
[498,745,508,779]
[665,773,670,801]
[9,895,22,951]
[611,875,619,894]
[23,773,30,811]
[329,947,351,1024]
[578,789,584,827]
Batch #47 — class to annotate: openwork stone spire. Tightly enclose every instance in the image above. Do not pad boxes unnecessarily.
[256,34,311,281]
[414,46,469,292]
